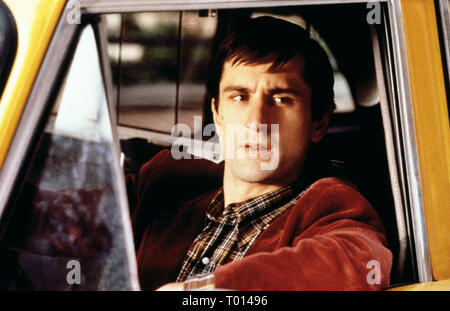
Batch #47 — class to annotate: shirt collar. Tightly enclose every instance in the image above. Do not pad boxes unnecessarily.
[206,181,301,225]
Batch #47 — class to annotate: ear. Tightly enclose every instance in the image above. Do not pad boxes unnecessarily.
[211,98,225,152]
[311,108,332,143]
[211,98,222,127]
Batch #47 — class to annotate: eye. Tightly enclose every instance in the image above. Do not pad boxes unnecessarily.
[231,94,248,102]
[274,96,293,104]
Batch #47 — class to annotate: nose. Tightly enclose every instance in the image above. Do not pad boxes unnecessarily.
[245,95,271,132]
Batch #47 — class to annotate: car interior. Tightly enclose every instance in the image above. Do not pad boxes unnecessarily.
[0,2,417,290]
[109,4,415,286]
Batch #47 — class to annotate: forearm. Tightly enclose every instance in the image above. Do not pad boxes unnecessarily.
[156,273,215,291]
[214,230,392,291]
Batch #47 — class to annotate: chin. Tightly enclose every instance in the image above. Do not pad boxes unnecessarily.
[227,158,282,184]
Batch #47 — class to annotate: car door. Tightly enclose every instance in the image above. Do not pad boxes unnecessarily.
[0,1,139,290]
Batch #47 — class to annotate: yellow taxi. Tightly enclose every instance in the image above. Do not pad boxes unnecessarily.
[0,0,449,291]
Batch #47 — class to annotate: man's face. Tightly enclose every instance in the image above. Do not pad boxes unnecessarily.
[212,55,328,186]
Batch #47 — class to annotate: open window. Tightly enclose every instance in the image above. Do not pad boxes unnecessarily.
[99,3,419,287]
[0,0,432,290]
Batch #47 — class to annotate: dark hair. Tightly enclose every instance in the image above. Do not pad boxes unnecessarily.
[207,16,335,121]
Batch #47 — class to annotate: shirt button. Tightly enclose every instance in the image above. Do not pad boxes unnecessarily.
[201,257,210,265]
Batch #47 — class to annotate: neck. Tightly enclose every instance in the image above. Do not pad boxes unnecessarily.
[222,166,287,206]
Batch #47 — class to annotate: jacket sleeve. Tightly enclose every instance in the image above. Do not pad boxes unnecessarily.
[214,178,393,290]
[126,149,224,251]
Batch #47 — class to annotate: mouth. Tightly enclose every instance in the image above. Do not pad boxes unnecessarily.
[241,143,270,151]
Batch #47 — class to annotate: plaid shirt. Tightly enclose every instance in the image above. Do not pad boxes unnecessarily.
[176,182,305,282]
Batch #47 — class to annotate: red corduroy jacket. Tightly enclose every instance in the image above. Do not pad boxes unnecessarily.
[127,150,393,291]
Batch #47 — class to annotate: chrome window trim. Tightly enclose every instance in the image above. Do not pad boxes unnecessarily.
[387,0,432,282]
[93,19,141,290]
[371,24,408,280]
[377,2,417,282]
[378,3,418,282]
[79,0,387,13]
[94,17,118,125]
[439,0,450,90]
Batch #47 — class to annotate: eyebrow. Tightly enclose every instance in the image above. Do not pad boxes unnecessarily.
[222,86,252,94]
[221,86,302,96]
[268,88,302,96]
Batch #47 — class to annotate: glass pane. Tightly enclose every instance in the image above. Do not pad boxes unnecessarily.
[108,12,179,133]
[0,26,138,291]
[177,11,218,136]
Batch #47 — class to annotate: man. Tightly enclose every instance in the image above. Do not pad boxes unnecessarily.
[127,16,392,290]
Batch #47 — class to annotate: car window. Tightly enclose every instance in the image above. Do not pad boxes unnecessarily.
[107,11,218,135]
[0,0,17,97]
[0,0,437,291]
[100,4,415,287]
[107,10,356,140]
[0,25,139,290]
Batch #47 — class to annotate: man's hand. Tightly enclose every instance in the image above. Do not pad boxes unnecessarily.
[155,282,185,291]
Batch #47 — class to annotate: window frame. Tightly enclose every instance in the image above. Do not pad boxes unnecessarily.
[0,0,434,287]
[89,0,430,284]
[399,0,450,282]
